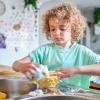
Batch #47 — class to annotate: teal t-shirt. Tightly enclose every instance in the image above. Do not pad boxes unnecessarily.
[29,42,100,88]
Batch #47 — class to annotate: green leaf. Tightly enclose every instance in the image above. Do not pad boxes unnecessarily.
[94,8,100,24]
[24,0,37,10]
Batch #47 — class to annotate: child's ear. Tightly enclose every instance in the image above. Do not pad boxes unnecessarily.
[71,32,77,40]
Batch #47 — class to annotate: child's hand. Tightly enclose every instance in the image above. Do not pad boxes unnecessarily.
[13,60,43,79]
[13,60,40,73]
[56,67,79,78]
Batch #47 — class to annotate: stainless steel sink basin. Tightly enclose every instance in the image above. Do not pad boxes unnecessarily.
[28,95,89,100]
[0,76,37,98]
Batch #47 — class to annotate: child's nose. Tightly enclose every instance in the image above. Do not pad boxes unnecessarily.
[54,29,61,36]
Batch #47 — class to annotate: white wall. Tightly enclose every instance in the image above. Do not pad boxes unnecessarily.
[82,9,100,53]
[0,0,39,66]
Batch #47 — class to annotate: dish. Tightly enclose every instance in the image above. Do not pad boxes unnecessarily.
[37,71,59,88]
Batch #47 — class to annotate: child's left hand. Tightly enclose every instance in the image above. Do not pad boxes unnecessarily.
[56,67,79,78]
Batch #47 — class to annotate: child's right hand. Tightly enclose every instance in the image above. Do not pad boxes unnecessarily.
[12,60,42,79]
[12,60,49,80]
[13,60,39,73]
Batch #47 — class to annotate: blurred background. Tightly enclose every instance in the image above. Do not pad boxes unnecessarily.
[0,0,100,66]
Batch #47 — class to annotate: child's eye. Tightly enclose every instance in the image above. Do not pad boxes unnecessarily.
[50,29,55,31]
[60,28,66,31]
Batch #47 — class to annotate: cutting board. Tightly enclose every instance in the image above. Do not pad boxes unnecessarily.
[0,65,23,76]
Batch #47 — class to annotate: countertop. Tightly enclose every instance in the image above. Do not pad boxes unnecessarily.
[0,65,100,100]
[0,65,24,76]
[0,65,13,71]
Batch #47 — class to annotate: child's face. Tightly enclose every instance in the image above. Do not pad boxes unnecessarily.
[49,18,72,47]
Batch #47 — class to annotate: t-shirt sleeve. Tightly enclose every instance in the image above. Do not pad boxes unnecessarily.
[89,53,100,64]
[28,47,44,64]
[84,47,100,64]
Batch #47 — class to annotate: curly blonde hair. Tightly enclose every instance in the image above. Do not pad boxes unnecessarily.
[42,3,86,41]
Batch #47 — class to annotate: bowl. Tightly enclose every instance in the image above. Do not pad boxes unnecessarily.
[37,72,59,88]
[28,95,89,100]
[0,76,37,98]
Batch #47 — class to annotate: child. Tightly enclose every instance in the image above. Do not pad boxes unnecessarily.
[12,3,100,89]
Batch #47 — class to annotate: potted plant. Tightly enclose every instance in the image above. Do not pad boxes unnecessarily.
[94,8,100,35]
[24,0,38,10]
[94,8,100,25]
